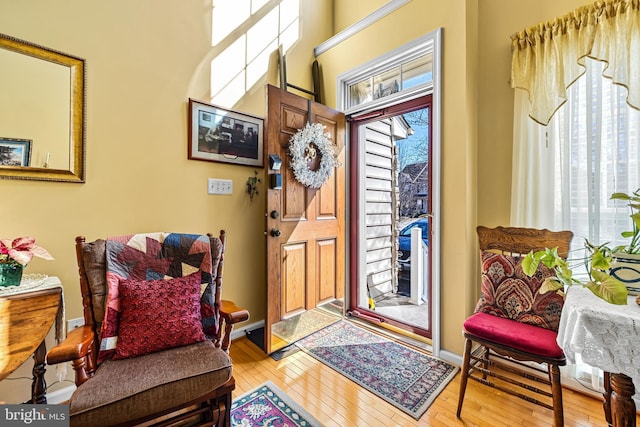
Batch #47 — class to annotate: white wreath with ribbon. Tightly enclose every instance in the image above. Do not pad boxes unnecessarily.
[289,122,342,188]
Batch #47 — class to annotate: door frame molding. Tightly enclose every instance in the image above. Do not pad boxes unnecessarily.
[338,28,442,357]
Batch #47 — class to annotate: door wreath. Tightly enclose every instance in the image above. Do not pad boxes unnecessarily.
[289,122,341,188]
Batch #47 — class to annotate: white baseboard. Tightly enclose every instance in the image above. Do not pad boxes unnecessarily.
[47,385,76,404]
[438,349,463,367]
[230,319,264,341]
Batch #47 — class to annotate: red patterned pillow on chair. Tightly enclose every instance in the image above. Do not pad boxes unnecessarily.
[113,272,207,359]
[474,251,564,331]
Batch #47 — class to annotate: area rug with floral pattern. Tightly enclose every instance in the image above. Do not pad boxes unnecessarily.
[230,381,322,427]
[295,320,458,420]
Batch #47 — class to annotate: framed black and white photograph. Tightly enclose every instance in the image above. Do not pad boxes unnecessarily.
[0,138,32,166]
[188,99,264,167]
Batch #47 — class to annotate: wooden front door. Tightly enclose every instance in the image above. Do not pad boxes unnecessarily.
[265,84,345,354]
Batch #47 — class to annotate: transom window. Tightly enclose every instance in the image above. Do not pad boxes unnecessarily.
[346,53,433,110]
[338,32,437,116]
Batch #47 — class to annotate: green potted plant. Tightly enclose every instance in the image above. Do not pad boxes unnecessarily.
[246,170,262,201]
[523,243,628,305]
[609,189,640,254]
[522,189,640,305]
[605,190,640,295]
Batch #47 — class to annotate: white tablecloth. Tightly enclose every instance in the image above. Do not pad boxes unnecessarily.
[557,286,640,387]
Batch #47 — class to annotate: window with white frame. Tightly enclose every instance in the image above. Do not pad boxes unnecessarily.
[346,54,433,110]
[338,31,438,117]
[547,58,640,253]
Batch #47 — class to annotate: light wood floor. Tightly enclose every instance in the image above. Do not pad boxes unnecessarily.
[229,336,639,427]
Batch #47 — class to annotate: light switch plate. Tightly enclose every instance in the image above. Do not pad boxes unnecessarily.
[208,178,233,195]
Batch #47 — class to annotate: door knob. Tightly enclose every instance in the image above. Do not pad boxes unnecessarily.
[270,210,280,219]
[270,228,281,237]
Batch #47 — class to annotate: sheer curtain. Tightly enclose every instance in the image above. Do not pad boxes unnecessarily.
[510,0,640,400]
[512,61,640,396]
[511,0,640,238]
[511,58,640,248]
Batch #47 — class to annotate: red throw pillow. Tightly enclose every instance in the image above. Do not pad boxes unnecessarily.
[474,251,564,331]
[113,272,207,359]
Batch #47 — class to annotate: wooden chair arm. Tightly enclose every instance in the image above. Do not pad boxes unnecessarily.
[219,300,249,324]
[217,300,249,352]
[46,325,95,365]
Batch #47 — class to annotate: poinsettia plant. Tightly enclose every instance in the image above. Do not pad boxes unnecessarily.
[0,237,54,267]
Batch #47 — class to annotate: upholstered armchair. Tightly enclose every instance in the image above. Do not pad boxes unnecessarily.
[46,231,244,427]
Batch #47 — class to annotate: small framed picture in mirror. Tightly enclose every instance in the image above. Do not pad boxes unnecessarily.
[0,138,32,166]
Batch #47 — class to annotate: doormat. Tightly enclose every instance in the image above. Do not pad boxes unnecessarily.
[246,327,300,361]
[271,308,340,346]
[231,381,322,427]
[295,320,458,420]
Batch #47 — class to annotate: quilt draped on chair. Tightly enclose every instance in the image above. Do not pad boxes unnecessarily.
[97,232,218,361]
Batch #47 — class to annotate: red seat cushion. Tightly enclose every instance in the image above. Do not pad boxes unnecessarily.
[463,312,564,359]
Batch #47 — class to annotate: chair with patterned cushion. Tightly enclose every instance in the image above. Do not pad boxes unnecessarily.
[456,226,573,427]
[46,231,241,427]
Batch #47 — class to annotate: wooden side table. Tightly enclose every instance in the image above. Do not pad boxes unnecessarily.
[0,277,63,404]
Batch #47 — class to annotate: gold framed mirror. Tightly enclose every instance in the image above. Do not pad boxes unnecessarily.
[0,33,85,183]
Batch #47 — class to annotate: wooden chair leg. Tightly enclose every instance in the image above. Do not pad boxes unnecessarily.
[481,346,491,380]
[457,338,473,418]
[549,363,564,427]
[603,371,613,426]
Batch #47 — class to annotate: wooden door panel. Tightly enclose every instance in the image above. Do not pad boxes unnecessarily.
[266,84,345,353]
[282,242,307,317]
[316,115,339,219]
[282,105,308,134]
[280,103,310,221]
[318,174,337,218]
[317,238,337,302]
[282,165,307,220]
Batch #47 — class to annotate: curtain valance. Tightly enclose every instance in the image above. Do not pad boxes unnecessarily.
[511,0,640,125]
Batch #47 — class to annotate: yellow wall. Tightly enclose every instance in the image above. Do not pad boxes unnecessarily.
[333,0,388,33]
[0,0,332,402]
[0,0,593,402]
[477,0,589,227]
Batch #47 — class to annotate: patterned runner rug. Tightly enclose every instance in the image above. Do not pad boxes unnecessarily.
[231,381,321,427]
[296,320,458,420]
